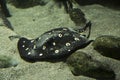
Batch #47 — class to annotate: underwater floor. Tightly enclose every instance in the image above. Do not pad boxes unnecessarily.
[0,0,120,80]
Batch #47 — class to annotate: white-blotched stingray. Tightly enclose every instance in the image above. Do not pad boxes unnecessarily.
[9,21,93,62]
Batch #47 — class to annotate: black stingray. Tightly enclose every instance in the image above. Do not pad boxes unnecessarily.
[17,22,93,62]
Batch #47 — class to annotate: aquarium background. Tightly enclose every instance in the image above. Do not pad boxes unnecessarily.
[0,0,120,80]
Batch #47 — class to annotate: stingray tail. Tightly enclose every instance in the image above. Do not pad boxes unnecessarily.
[9,35,22,41]
[78,21,92,38]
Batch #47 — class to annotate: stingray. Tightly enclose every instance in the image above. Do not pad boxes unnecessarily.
[9,21,93,62]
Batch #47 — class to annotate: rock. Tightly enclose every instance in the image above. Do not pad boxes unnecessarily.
[66,51,115,80]
[69,8,86,26]
[0,10,14,30]
[92,35,120,60]
[0,26,19,68]
[74,0,120,9]
[7,0,49,8]
[0,55,18,68]
[53,0,74,13]
[0,0,11,17]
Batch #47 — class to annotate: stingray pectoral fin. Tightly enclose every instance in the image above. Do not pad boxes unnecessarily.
[17,37,36,62]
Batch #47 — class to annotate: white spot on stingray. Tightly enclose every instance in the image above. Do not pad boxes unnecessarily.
[23,41,25,43]
[28,52,31,55]
[63,28,67,31]
[39,53,43,56]
[52,30,55,32]
[55,50,59,53]
[50,48,54,50]
[74,37,80,41]
[25,48,29,51]
[22,45,25,47]
[31,40,34,43]
[42,46,46,50]
[48,32,51,34]
[33,45,36,49]
[53,42,56,46]
[68,49,71,52]
[58,33,62,38]
[38,37,41,40]
[66,42,71,46]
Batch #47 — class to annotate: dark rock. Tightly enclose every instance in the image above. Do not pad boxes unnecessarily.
[0,55,18,68]
[53,0,73,13]
[0,0,11,17]
[7,0,49,8]
[74,0,120,10]
[69,8,86,26]
[66,51,115,80]
[0,10,14,30]
[92,35,120,60]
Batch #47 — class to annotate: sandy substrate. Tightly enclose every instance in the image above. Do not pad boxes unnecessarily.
[0,1,120,80]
